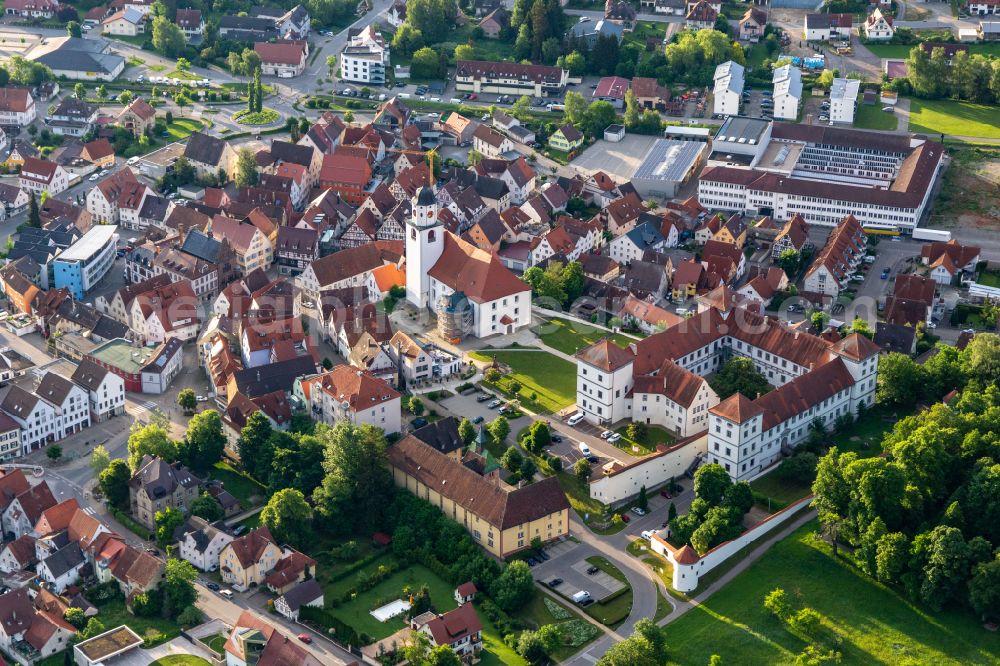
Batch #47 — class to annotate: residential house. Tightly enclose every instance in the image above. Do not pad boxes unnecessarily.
[319,153,372,205]
[36,543,86,593]
[274,579,323,621]
[295,365,402,433]
[296,240,403,303]
[605,0,636,30]
[631,77,670,111]
[864,7,894,40]
[207,215,273,275]
[275,226,318,276]
[713,60,744,116]
[565,17,624,47]
[2,481,56,540]
[86,168,148,225]
[803,214,866,297]
[70,359,125,423]
[740,6,767,41]
[473,125,514,159]
[771,213,809,258]
[592,76,630,109]
[129,278,200,344]
[920,239,981,285]
[224,610,323,666]
[255,40,308,77]
[686,0,718,29]
[102,7,148,36]
[830,77,860,124]
[548,124,583,153]
[219,526,282,591]
[0,88,35,127]
[610,221,667,264]
[177,516,233,571]
[116,98,156,137]
[411,604,484,658]
[0,373,89,455]
[176,8,204,39]
[183,131,238,179]
[804,12,853,40]
[479,7,510,37]
[385,330,463,384]
[772,64,802,120]
[18,158,69,196]
[128,455,202,529]
[45,98,97,137]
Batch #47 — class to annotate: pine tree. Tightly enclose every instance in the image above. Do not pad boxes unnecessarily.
[246,74,256,114]
[27,192,39,228]
[252,66,263,113]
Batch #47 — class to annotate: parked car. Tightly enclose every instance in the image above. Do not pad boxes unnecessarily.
[579,443,591,456]
[412,417,428,428]
[586,566,599,575]
[600,430,612,439]
[607,433,622,443]
[297,633,313,644]
[631,507,647,517]
[537,549,550,561]
[641,530,653,540]
[476,393,491,402]
[660,489,672,499]
[488,399,502,408]
[621,514,630,523]
[206,582,220,591]
[526,557,538,566]
[881,268,890,279]
[550,434,563,443]
[586,455,599,464]
[567,413,585,426]
[472,415,484,424]
[548,578,563,587]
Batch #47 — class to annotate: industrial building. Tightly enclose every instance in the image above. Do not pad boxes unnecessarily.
[631,139,708,199]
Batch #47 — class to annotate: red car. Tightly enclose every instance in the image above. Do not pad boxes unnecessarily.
[297,633,313,644]
[469,93,478,100]
[621,514,630,523]
[660,490,672,499]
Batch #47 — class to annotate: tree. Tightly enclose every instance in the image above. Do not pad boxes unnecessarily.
[574,458,591,484]
[6,55,51,86]
[96,84,107,100]
[517,629,546,662]
[391,23,424,57]
[344,110,355,123]
[63,607,86,630]
[582,100,617,138]
[176,57,191,71]
[969,555,1000,620]
[638,486,648,512]
[326,54,337,75]
[77,618,105,642]
[151,15,186,57]
[501,447,523,474]
[66,21,82,37]
[875,531,909,585]
[526,420,551,452]
[99,459,131,509]
[595,619,665,666]
[189,492,223,521]
[487,415,510,445]
[492,560,535,611]
[118,89,134,105]
[408,396,425,416]
[162,558,198,616]
[458,418,477,446]
[177,605,204,627]
[511,95,531,121]
[961,333,1000,386]
[90,445,111,476]
[876,353,926,406]
[313,423,394,534]
[261,488,313,548]
[127,423,177,471]
[694,464,732,506]
[237,411,273,475]
[778,452,818,485]
[179,410,225,472]
[411,47,442,79]
[810,310,831,332]
[709,357,770,400]
[776,249,800,274]
[626,422,647,443]
[915,525,971,611]
[177,388,197,414]
[250,65,263,113]
[235,147,259,187]
[427,645,463,666]
[155,506,185,549]
[405,0,457,43]
[454,43,475,61]
[26,192,40,228]
[764,587,792,620]
[845,317,874,339]
[46,445,62,461]
[564,90,587,125]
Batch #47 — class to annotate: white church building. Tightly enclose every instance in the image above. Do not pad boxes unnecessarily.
[405,185,532,339]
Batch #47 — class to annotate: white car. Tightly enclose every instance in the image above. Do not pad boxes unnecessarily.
[607,433,622,443]
[88,173,100,181]
[567,413,585,426]
[641,530,653,540]
[127,157,139,165]
[630,507,647,517]
[600,430,612,440]
[579,443,591,456]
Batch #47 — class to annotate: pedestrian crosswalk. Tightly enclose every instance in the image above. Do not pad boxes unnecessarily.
[83,507,98,517]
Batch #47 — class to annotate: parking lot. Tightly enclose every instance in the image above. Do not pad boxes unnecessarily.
[530,541,626,604]
[438,390,530,430]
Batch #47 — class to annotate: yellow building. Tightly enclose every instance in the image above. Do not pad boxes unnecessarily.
[387,436,570,558]
[219,526,283,591]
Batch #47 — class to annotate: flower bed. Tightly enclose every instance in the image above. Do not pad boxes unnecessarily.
[232,108,280,125]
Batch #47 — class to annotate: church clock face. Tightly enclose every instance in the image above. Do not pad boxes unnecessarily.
[426,210,434,218]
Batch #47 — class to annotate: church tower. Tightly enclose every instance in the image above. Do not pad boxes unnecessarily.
[405,185,444,309]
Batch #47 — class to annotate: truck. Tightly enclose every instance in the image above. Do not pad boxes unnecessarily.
[912,228,952,243]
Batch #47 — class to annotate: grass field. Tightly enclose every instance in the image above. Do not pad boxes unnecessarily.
[853,103,898,131]
[909,98,1000,139]
[749,467,811,507]
[977,270,1000,287]
[150,658,213,666]
[522,593,603,661]
[209,461,267,507]
[205,633,228,655]
[660,521,1000,665]
[472,350,577,414]
[865,42,1000,60]
[613,424,675,456]
[533,318,637,356]
[93,597,179,647]
[165,69,200,81]
[326,562,458,640]
[166,118,204,140]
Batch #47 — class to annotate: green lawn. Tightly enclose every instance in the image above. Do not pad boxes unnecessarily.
[92,597,179,647]
[749,467,811,508]
[865,42,1000,60]
[554,472,626,535]
[853,103,898,131]
[166,118,204,140]
[977,270,1000,287]
[326,563,458,640]
[521,593,603,661]
[624,20,667,48]
[909,98,1000,139]
[833,406,904,456]
[150,658,213,666]
[582,556,633,628]
[209,461,267,507]
[532,318,637,356]
[613,424,675,456]
[471,350,577,414]
[660,521,1000,665]
[165,69,200,81]
[205,633,228,655]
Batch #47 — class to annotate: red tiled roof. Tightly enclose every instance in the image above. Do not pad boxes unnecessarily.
[427,233,530,303]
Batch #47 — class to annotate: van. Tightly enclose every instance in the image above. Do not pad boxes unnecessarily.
[399,93,411,99]
[567,413,585,426]
[450,98,461,104]
[579,443,591,456]
[219,589,233,599]
[571,591,592,604]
